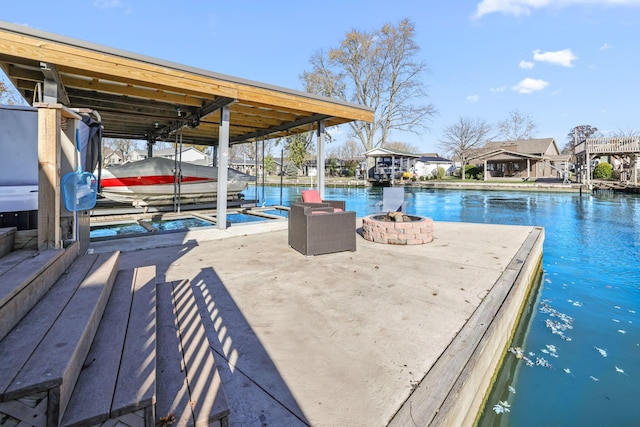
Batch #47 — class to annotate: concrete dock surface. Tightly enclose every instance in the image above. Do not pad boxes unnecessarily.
[91,219,543,427]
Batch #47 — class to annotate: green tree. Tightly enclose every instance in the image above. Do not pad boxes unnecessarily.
[301,18,436,155]
[264,153,276,175]
[328,156,340,176]
[593,162,613,179]
[283,133,313,169]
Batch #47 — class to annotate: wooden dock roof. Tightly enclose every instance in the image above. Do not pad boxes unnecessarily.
[0,21,373,146]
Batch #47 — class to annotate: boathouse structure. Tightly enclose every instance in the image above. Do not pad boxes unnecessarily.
[0,21,373,426]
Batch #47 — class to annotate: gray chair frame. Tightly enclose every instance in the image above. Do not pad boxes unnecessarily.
[288,202,356,256]
[375,187,407,213]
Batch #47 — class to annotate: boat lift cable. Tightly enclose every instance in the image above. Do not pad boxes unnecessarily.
[173,129,183,213]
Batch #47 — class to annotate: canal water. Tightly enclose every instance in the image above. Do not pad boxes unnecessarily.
[254,184,640,426]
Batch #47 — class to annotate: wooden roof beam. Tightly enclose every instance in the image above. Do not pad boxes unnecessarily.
[230,113,331,143]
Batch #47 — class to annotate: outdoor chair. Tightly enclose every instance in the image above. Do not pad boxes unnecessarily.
[375,187,407,213]
[300,189,345,212]
[288,202,356,256]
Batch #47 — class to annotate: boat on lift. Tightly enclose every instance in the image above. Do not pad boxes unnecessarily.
[99,157,253,207]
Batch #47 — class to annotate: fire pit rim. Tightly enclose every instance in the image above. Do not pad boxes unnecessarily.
[367,213,427,223]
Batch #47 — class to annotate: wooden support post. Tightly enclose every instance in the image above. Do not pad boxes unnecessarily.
[37,107,61,250]
[317,120,326,199]
[216,105,230,230]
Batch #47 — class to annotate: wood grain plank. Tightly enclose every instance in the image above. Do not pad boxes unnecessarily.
[0,226,16,258]
[13,230,38,251]
[3,251,119,418]
[0,254,97,397]
[37,107,61,251]
[0,243,78,342]
[0,31,373,122]
[60,268,135,427]
[172,279,230,426]
[155,281,193,427]
[0,249,34,277]
[111,266,156,417]
[0,249,63,307]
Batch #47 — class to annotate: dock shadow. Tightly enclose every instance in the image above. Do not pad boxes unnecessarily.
[190,266,310,426]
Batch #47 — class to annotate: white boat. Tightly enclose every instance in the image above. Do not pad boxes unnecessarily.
[100,157,253,206]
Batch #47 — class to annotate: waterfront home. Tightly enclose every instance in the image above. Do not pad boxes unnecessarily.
[470,138,569,180]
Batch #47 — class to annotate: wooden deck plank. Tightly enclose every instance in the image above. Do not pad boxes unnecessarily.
[0,248,63,307]
[0,254,98,397]
[3,251,119,422]
[155,281,194,427]
[60,269,135,427]
[111,265,157,418]
[0,243,79,342]
[0,249,36,278]
[172,279,230,426]
[0,226,16,258]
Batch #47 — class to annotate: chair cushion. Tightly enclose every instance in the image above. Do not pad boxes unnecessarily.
[301,190,322,203]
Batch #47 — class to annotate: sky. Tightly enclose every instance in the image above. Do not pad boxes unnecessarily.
[1,0,639,154]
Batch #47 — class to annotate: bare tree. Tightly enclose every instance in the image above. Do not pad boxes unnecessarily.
[438,117,493,180]
[612,127,640,137]
[0,75,24,105]
[103,138,135,162]
[384,141,419,153]
[497,110,537,141]
[301,18,436,157]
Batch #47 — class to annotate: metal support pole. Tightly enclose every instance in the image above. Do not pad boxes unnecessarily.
[217,105,230,229]
[317,120,326,199]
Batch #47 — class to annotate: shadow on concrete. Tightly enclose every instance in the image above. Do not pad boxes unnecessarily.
[190,267,310,426]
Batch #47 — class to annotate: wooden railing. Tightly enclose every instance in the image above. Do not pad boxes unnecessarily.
[576,136,640,154]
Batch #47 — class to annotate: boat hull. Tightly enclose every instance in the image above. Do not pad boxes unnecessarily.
[100,158,251,207]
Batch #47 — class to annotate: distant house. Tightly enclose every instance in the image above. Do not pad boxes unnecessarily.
[103,148,123,167]
[412,153,454,177]
[470,138,569,180]
[153,146,208,163]
[128,149,147,162]
[364,147,420,184]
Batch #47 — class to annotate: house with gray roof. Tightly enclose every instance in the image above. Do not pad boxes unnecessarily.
[470,138,570,180]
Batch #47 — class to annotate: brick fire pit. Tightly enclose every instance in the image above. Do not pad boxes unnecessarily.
[362,213,434,245]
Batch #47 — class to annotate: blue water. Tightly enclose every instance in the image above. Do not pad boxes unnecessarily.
[151,217,214,230]
[90,222,147,238]
[251,184,640,426]
[227,212,271,224]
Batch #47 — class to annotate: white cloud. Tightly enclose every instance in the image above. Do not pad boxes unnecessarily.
[490,86,507,92]
[93,0,123,8]
[533,49,577,67]
[467,95,480,102]
[600,43,612,50]
[512,78,549,94]
[474,0,640,19]
[93,0,132,13]
[519,60,535,69]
